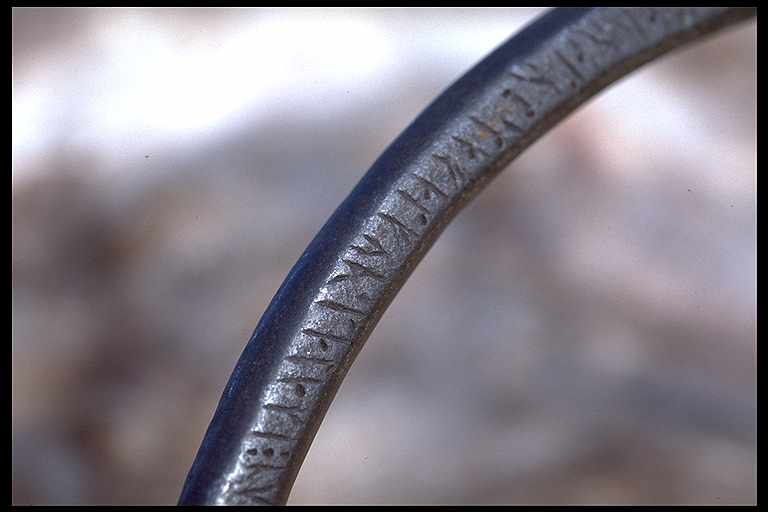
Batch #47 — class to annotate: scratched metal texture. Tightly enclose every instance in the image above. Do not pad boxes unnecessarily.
[178,7,755,505]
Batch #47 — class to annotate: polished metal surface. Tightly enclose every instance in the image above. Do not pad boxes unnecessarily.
[178,7,756,505]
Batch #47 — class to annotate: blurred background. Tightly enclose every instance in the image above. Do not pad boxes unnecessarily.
[12,7,756,505]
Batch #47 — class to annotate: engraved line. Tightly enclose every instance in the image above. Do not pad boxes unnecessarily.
[362,233,388,255]
[250,430,296,442]
[410,173,449,199]
[619,8,649,40]
[234,483,276,499]
[342,258,388,282]
[468,116,505,147]
[432,154,467,188]
[285,354,336,367]
[522,61,541,74]
[235,493,274,506]
[301,328,353,345]
[243,462,286,471]
[553,49,585,82]
[263,403,304,423]
[277,375,324,385]
[566,33,601,68]
[350,233,389,257]
[314,299,366,316]
[327,273,350,284]
[264,402,302,412]
[588,19,614,41]
[432,153,467,179]
[499,112,524,133]
[242,495,274,506]
[451,135,489,158]
[396,188,431,215]
[572,27,613,47]
[350,243,385,257]
[565,36,589,66]
[377,212,419,239]
[237,484,275,493]
[351,234,390,259]
[508,70,561,94]
[507,90,532,110]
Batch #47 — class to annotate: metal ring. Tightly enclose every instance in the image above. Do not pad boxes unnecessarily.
[178,7,756,505]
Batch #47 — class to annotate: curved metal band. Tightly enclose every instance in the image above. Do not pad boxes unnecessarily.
[179,7,755,505]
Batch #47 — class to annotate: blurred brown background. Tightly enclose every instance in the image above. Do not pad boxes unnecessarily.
[12,8,756,505]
